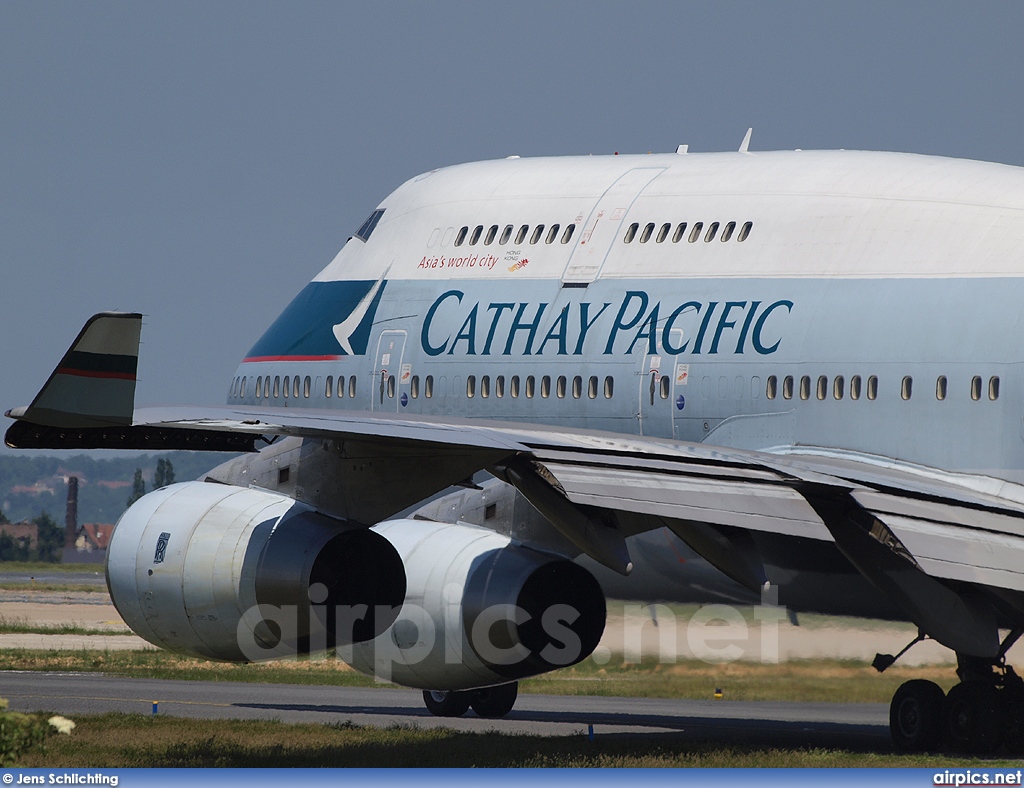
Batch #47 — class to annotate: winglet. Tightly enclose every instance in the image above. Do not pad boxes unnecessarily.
[6,312,142,429]
[739,127,753,153]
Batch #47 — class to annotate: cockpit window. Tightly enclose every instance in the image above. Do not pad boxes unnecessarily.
[355,209,385,242]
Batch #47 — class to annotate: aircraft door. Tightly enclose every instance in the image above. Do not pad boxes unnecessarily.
[561,167,666,285]
[371,330,407,412]
[638,352,687,439]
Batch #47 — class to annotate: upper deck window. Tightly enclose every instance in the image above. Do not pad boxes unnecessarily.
[355,209,385,242]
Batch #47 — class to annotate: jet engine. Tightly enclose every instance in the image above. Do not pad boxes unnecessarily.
[105,481,406,661]
[345,519,606,690]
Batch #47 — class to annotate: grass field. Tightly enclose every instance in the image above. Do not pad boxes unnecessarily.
[0,561,105,574]
[13,713,1018,768]
[0,647,961,704]
[0,616,126,636]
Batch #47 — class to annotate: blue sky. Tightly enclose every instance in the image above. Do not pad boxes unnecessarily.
[2,1,1023,455]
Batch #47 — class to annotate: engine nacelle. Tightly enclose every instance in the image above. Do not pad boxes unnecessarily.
[346,519,606,690]
[106,481,406,661]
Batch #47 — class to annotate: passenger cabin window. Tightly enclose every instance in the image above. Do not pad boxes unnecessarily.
[467,376,476,398]
[989,376,1000,401]
[515,225,529,244]
[721,221,736,242]
[325,376,333,398]
[425,375,433,398]
[556,376,566,398]
[660,376,670,399]
[511,375,520,398]
[688,222,704,243]
[572,375,582,399]
[604,376,614,398]
[338,376,346,398]
[545,224,560,244]
[624,223,639,243]
[672,222,687,242]
[783,375,794,399]
[481,375,490,398]
[255,377,262,399]
[455,226,469,246]
[833,376,844,400]
[240,378,247,398]
[541,376,551,398]
[901,376,913,400]
[588,376,598,399]
[470,225,483,245]
[273,376,281,398]
[799,376,810,400]
[530,225,545,244]
[704,222,720,242]
[640,223,655,243]
[766,375,778,399]
[348,377,357,398]
[867,375,878,400]
[500,225,514,244]
[850,375,861,400]
[303,376,311,398]
[816,375,827,400]
[355,209,385,242]
[411,375,419,399]
[936,376,947,401]
[496,376,505,398]
[526,375,535,398]
[485,225,498,245]
[738,221,753,242]
[293,376,300,398]
[656,223,671,243]
[561,225,576,244]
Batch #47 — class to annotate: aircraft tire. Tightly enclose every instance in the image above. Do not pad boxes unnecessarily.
[944,681,1001,754]
[470,682,519,719]
[889,679,945,752]
[422,689,472,717]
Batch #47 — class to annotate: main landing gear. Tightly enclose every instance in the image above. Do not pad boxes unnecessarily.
[888,630,1024,754]
[422,682,519,719]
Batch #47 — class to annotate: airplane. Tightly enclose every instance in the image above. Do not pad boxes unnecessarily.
[8,135,1024,753]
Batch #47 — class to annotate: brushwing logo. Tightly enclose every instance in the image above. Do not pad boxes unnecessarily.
[244,274,388,361]
[332,270,388,355]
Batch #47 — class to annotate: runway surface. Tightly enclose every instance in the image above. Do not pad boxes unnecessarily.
[1,671,893,750]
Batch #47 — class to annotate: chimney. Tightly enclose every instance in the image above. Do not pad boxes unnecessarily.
[65,476,79,548]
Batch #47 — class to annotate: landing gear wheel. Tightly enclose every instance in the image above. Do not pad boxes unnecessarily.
[423,690,472,718]
[470,682,519,719]
[1001,673,1024,754]
[944,681,1002,754]
[890,679,945,752]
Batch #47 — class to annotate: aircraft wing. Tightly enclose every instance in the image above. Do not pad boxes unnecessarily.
[8,312,1024,657]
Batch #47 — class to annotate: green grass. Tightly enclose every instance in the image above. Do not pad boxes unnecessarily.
[0,648,964,704]
[0,616,127,637]
[0,582,105,593]
[0,562,104,574]
[14,713,1018,768]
